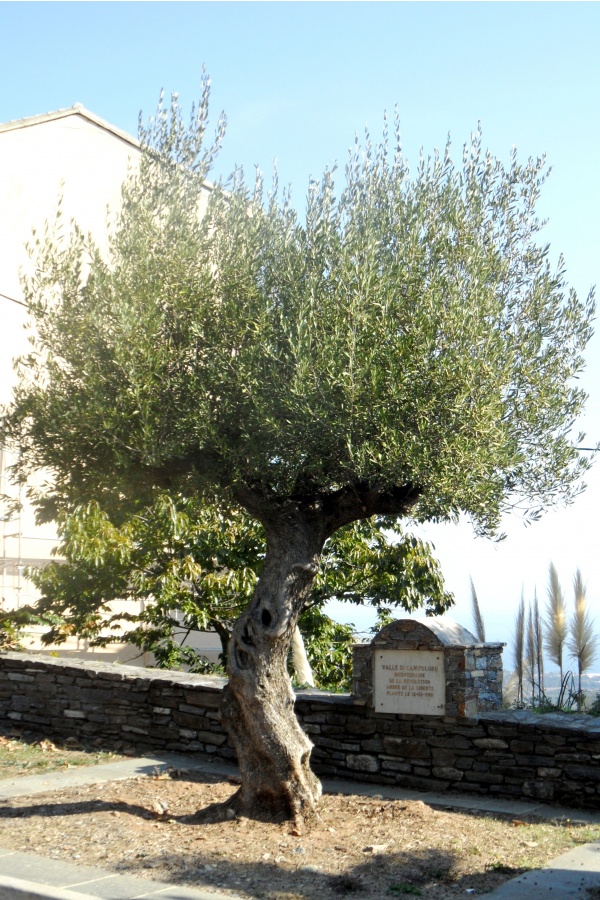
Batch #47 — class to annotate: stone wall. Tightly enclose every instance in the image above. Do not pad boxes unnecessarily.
[1,652,598,810]
[0,653,232,759]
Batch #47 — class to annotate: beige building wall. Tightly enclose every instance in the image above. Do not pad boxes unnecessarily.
[0,106,219,664]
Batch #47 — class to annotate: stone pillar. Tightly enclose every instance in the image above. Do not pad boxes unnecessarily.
[352,617,504,718]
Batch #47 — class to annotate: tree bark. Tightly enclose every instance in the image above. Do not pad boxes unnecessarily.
[220,503,326,825]
[220,481,420,824]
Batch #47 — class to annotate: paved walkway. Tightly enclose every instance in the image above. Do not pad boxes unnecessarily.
[0,753,598,899]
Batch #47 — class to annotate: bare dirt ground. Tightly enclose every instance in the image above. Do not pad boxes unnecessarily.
[1,763,599,899]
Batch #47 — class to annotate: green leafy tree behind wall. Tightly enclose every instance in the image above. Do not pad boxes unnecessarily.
[8,495,451,690]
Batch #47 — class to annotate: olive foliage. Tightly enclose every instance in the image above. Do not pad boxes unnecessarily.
[6,87,594,544]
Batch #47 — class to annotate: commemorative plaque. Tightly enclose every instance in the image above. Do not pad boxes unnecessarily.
[374,648,445,715]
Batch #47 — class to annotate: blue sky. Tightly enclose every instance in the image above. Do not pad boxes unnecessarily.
[2,2,600,663]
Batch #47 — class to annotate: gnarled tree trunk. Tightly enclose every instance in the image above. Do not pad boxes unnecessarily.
[220,482,421,824]
[220,504,326,825]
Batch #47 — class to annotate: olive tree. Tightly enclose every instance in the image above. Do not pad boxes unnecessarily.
[4,83,594,824]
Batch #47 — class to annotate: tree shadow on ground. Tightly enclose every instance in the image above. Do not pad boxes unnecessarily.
[0,797,153,821]
[118,847,525,898]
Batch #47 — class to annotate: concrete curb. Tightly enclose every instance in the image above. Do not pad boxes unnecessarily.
[0,753,217,801]
[0,876,97,900]
[0,849,245,900]
[483,840,600,897]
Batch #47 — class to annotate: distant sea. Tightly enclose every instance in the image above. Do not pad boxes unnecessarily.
[504,668,600,706]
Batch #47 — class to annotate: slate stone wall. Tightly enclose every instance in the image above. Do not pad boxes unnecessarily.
[1,652,598,810]
[0,653,232,759]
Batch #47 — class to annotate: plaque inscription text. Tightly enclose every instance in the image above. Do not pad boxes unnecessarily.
[374,649,445,715]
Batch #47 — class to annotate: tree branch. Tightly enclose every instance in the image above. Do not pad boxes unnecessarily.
[320,482,422,535]
[233,480,421,538]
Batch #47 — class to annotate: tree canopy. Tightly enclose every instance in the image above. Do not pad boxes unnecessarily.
[6,93,594,537]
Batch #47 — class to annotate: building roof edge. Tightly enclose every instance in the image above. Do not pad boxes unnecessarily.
[0,105,219,194]
[0,104,140,149]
